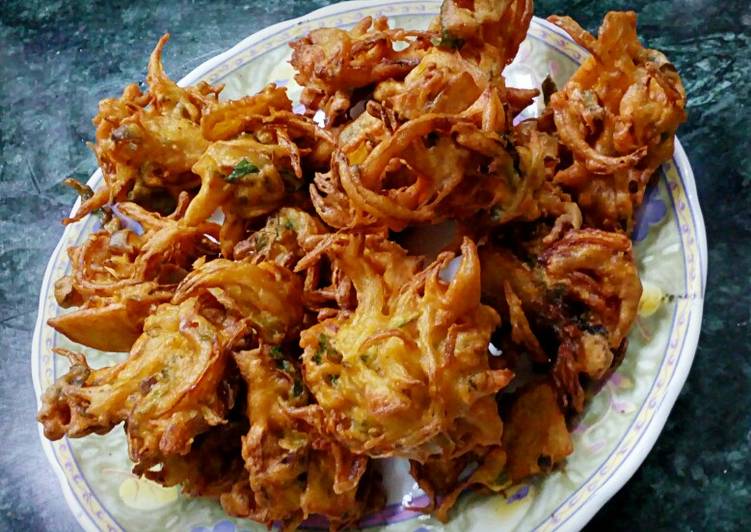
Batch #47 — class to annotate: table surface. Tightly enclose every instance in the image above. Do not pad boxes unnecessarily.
[1,0,749,530]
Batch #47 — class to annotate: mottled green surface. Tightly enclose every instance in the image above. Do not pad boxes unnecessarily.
[0,1,748,531]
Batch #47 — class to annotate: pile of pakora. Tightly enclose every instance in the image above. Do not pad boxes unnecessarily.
[38,1,685,529]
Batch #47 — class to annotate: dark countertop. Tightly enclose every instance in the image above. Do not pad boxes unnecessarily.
[1,1,749,530]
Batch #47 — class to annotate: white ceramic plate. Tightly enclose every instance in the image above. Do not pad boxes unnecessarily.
[32,1,707,531]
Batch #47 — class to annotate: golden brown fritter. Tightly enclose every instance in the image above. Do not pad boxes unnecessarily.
[290,16,435,124]
[502,381,573,482]
[49,199,219,351]
[480,228,641,413]
[297,235,512,461]
[220,344,379,530]
[548,11,686,230]
[71,34,221,223]
[39,258,303,473]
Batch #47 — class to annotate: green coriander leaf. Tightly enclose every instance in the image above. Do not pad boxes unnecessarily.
[225,159,259,182]
[313,335,328,365]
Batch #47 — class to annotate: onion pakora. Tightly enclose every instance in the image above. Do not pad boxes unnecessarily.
[49,199,220,352]
[297,236,513,461]
[39,258,303,473]
[548,11,686,230]
[38,0,684,528]
[480,228,642,413]
[71,34,222,223]
[220,344,382,530]
[312,114,561,230]
[290,15,435,124]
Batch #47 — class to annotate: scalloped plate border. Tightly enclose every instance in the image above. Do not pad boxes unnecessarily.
[31,1,707,531]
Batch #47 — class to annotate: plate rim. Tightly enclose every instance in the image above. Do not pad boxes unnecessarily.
[31,1,707,531]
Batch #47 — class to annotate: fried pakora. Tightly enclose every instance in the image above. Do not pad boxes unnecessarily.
[312,114,559,230]
[548,11,686,230]
[290,16,435,124]
[297,236,512,461]
[39,258,303,473]
[49,199,220,351]
[480,228,641,413]
[70,34,222,223]
[185,85,335,257]
[220,344,380,530]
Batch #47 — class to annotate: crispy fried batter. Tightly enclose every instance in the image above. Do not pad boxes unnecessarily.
[438,0,533,67]
[147,417,249,498]
[39,296,243,470]
[314,114,552,230]
[290,16,435,124]
[220,345,379,530]
[480,227,641,413]
[548,12,686,230]
[374,50,527,129]
[201,83,335,173]
[184,137,291,256]
[49,200,220,351]
[173,258,304,345]
[38,259,303,473]
[541,228,642,350]
[297,235,512,461]
[411,446,510,522]
[71,34,221,223]
[503,381,573,482]
[183,87,335,257]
